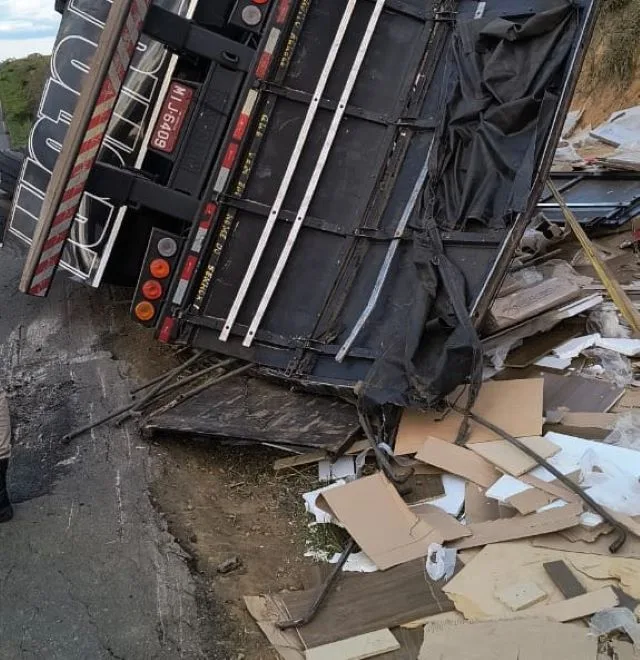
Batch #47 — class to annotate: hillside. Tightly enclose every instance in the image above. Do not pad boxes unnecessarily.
[573,0,640,127]
[0,54,50,149]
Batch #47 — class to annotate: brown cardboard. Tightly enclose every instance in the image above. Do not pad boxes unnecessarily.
[415,437,500,488]
[469,436,560,477]
[395,379,544,454]
[244,594,305,660]
[465,483,501,524]
[318,473,443,570]
[519,473,581,504]
[505,487,557,516]
[411,503,473,541]
[559,412,618,430]
[451,503,582,550]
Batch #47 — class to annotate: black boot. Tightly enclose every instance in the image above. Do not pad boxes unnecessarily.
[0,458,13,523]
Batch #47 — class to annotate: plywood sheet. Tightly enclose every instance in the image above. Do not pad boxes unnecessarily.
[543,373,624,414]
[281,559,455,649]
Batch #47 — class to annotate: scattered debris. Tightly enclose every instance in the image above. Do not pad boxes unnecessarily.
[217,556,243,574]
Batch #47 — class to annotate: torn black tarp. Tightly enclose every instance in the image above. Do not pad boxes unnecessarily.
[361,2,578,410]
[435,3,577,230]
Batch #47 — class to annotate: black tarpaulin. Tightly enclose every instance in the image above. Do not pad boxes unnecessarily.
[361,2,578,409]
[435,2,577,230]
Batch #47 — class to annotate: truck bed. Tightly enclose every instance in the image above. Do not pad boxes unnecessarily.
[167,0,595,406]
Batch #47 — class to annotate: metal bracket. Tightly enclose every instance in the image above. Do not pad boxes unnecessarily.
[87,162,199,221]
[143,5,255,71]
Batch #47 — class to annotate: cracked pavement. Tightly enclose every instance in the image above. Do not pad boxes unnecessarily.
[0,237,214,659]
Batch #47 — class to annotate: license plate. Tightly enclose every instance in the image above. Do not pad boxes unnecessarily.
[150,82,194,154]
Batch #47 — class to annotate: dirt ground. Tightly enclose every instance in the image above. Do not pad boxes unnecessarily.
[106,322,321,658]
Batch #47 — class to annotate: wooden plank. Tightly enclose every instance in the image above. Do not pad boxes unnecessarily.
[543,372,624,414]
[274,451,327,471]
[451,503,582,550]
[305,629,400,660]
[543,561,586,599]
[415,437,499,488]
[504,323,581,368]
[488,277,581,331]
[469,436,560,477]
[529,587,618,622]
[280,559,455,649]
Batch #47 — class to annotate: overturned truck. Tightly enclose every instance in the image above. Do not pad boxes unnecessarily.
[6,0,599,447]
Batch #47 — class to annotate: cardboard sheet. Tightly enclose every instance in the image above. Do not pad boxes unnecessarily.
[319,473,443,570]
[410,503,472,541]
[451,504,582,550]
[244,594,305,660]
[465,483,501,524]
[395,379,544,454]
[417,619,597,659]
[532,533,640,560]
[469,436,560,477]
[415,437,499,488]
[442,541,623,620]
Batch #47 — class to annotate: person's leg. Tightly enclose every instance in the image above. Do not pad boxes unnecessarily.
[0,389,13,522]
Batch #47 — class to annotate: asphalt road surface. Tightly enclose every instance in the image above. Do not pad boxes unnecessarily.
[0,236,216,659]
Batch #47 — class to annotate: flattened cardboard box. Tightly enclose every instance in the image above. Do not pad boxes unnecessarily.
[395,379,543,454]
[318,473,444,570]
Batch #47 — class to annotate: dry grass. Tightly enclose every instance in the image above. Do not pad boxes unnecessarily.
[582,0,640,90]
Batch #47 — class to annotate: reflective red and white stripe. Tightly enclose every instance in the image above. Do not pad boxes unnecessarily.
[27,0,150,297]
[171,203,217,304]
[255,27,281,79]
[172,255,198,305]
[167,0,295,311]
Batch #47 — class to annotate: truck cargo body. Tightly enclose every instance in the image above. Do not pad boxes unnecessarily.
[7,0,598,405]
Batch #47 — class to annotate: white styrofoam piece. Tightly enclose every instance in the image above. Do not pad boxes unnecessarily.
[590,105,640,148]
[596,337,640,357]
[411,474,466,516]
[552,334,599,360]
[485,448,581,503]
[318,456,356,483]
[535,355,572,370]
[303,480,346,524]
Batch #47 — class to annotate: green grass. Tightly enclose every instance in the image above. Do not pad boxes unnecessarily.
[0,54,50,149]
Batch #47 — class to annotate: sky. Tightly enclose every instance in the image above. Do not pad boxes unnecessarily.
[0,0,61,61]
